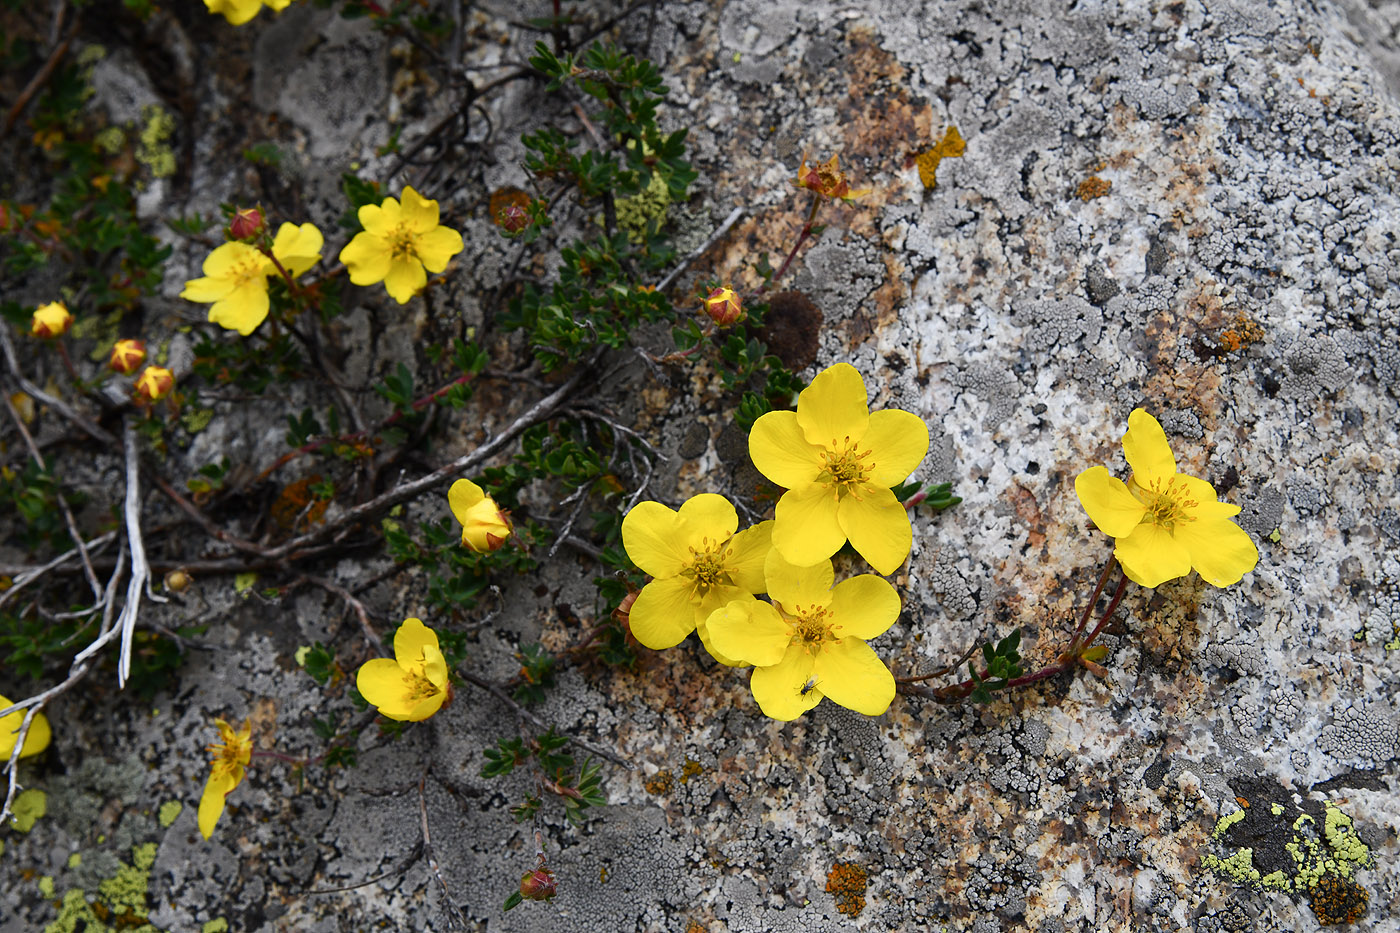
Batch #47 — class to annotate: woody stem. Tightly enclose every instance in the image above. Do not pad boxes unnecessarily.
[760,195,823,298]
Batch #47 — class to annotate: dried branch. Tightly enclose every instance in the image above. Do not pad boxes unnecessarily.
[115,418,166,687]
[0,329,115,446]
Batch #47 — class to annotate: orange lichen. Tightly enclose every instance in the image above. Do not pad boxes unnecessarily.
[1077,176,1112,200]
[826,862,867,917]
[644,769,674,795]
[915,125,965,190]
[1216,315,1264,353]
[271,475,331,530]
[1310,872,1368,925]
[680,758,703,783]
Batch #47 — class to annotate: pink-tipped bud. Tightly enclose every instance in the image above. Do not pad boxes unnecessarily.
[31,301,73,339]
[110,338,147,375]
[229,206,264,240]
[703,286,743,327]
[519,867,557,902]
[134,365,175,403]
[498,203,529,234]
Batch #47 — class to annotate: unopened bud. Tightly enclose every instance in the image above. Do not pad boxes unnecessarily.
[110,338,147,375]
[31,301,73,339]
[498,203,529,234]
[164,569,192,592]
[703,286,743,327]
[519,867,557,902]
[229,206,264,240]
[612,590,638,630]
[134,365,175,402]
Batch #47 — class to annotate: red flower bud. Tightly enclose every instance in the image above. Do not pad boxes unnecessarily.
[703,286,743,327]
[110,338,147,375]
[229,206,264,240]
[134,365,175,403]
[519,867,557,902]
[498,203,529,234]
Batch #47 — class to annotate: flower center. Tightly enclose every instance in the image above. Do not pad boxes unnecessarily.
[231,255,269,289]
[401,668,441,704]
[206,734,250,778]
[1135,476,1200,530]
[681,538,733,597]
[789,606,836,655]
[818,437,875,498]
[388,224,419,262]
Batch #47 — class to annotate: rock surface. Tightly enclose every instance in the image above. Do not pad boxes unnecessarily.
[3,0,1400,931]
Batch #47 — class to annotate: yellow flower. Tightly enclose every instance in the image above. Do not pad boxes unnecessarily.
[356,618,450,721]
[448,478,512,553]
[1075,409,1259,588]
[749,362,929,575]
[792,154,870,202]
[133,365,175,402]
[204,0,291,26]
[621,494,773,665]
[109,338,147,375]
[197,718,252,839]
[180,222,323,336]
[0,694,51,759]
[30,301,73,338]
[339,186,465,304]
[706,550,900,720]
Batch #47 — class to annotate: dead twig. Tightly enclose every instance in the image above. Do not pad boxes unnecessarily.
[0,530,116,613]
[419,773,469,931]
[0,330,115,446]
[115,418,167,687]
[655,205,744,293]
[291,574,387,657]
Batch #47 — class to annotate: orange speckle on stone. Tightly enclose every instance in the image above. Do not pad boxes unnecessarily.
[1310,872,1368,926]
[680,758,703,783]
[1077,176,1113,200]
[915,125,965,190]
[644,769,674,795]
[826,862,867,918]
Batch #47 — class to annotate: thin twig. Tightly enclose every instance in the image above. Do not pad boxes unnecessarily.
[0,329,115,445]
[655,205,744,293]
[419,773,469,931]
[116,418,166,686]
[457,670,632,771]
[0,530,115,612]
[293,575,387,657]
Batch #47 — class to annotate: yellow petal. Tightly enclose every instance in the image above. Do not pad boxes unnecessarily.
[622,501,689,579]
[393,617,440,667]
[197,769,239,839]
[399,185,440,230]
[828,575,901,639]
[838,485,912,575]
[725,520,773,594]
[628,576,698,649]
[1176,474,1241,519]
[0,694,50,759]
[415,226,464,273]
[358,200,397,236]
[180,275,233,303]
[1114,522,1191,588]
[207,280,271,336]
[1175,517,1259,588]
[705,598,790,666]
[694,612,748,667]
[749,643,820,721]
[676,493,739,543]
[205,0,261,27]
[764,548,833,610]
[864,409,930,486]
[771,483,844,567]
[356,657,415,718]
[201,241,263,278]
[1122,409,1176,482]
[448,478,485,521]
[795,362,869,448]
[339,231,391,285]
[383,257,427,304]
[1075,466,1147,538]
[270,222,324,277]
[812,638,894,716]
[748,410,823,489]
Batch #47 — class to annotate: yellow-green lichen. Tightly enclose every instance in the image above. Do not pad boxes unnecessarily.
[1323,804,1371,873]
[613,170,672,243]
[41,843,165,933]
[1213,808,1246,837]
[67,852,82,869]
[136,105,176,179]
[10,788,46,832]
[180,408,215,434]
[1271,803,1285,816]
[157,800,183,828]
[1260,870,1291,890]
[202,920,229,933]
[40,875,56,897]
[1202,848,1261,884]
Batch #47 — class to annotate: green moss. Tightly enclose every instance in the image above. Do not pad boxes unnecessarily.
[136,106,176,179]
[1213,808,1246,837]
[157,801,183,828]
[11,788,46,831]
[1202,848,1261,884]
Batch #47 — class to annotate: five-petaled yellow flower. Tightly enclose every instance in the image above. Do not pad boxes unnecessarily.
[339,186,465,305]
[706,550,899,720]
[749,362,929,576]
[621,494,773,665]
[180,222,324,336]
[197,718,252,839]
[1075,408,1259,588]
[0,693,51,760]
[203,0,292,26]
[31,301,73,339]
[356,618,451,721]
[448,478,512,553]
